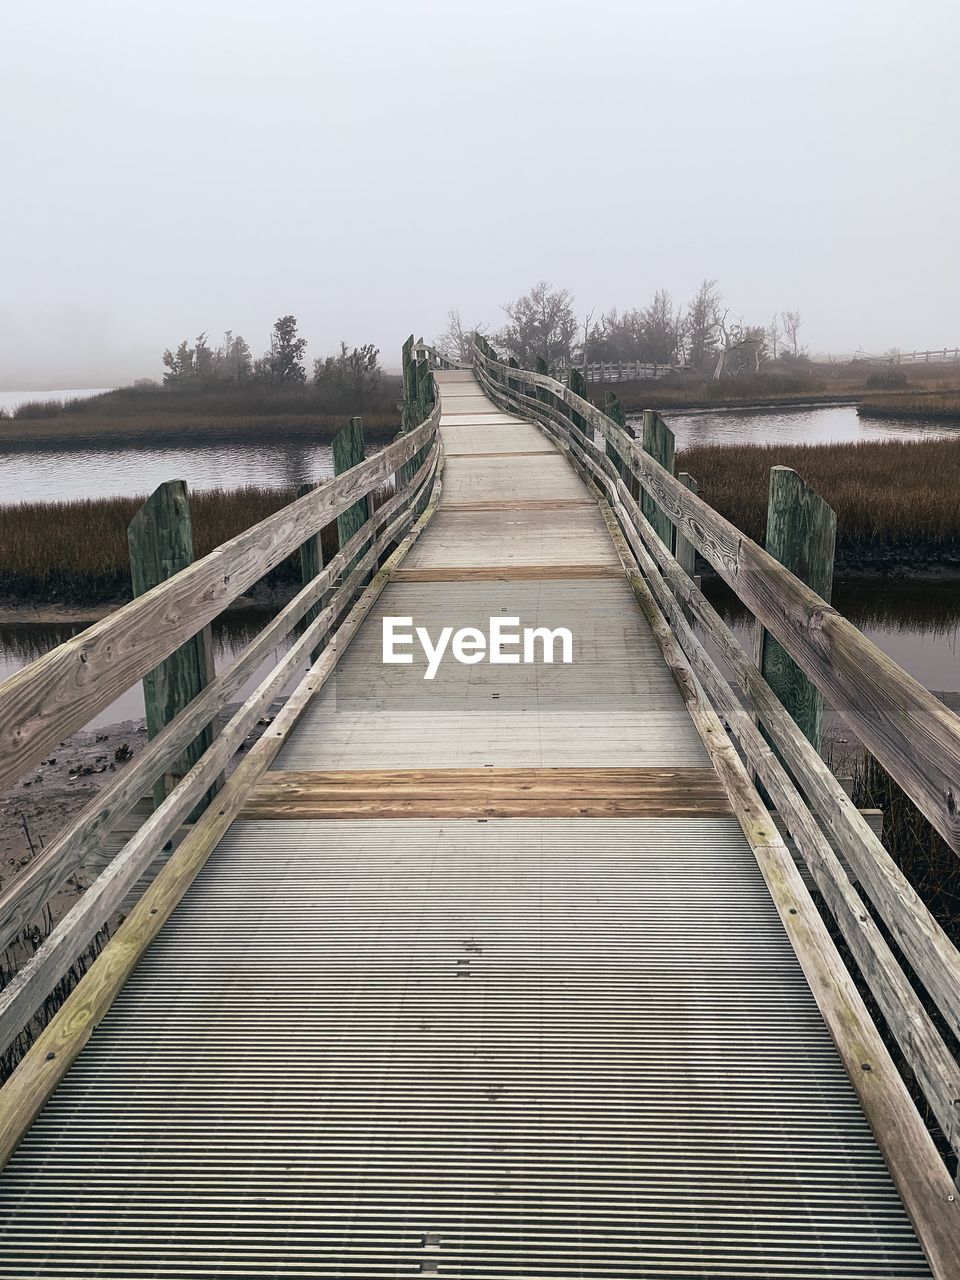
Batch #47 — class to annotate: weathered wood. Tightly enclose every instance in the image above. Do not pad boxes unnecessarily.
[592,495,960,1278]
[391,564,623,582]
[759,466,836,754]
[333,416,370,579]
[568,367,589,436]
[0,454,444,1070]
[603,390,626,476]
[537,405,960,1062]
[474,349,960,854]
[296,481,334,663]
[641,409,675,547]
[442,498,594,512]
[674,472,699,579]
[127,482,217,812]
[0,410,438,793]
[240,766,732,819]
[598,485,960,1167]
[0,444,440,963]
[445,450,555,458]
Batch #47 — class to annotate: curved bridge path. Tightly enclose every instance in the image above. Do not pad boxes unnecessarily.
[0,371,931,1277]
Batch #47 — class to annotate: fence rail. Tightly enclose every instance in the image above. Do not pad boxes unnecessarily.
[473,337,960,1275]
[0,363,442,1135]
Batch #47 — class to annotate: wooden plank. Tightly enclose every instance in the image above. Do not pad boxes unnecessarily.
[444,450,556,458]
[296,480,334,664]
[0,411,438,793]
[0,459,444,1092]
[759,466,836,754]
[475,352,960,854]
[241,766,731,819]
[128,482,218,813]
[333,416,369,577]
[390,564,624,582]
[604,390,625,475]
[441,499,594,512]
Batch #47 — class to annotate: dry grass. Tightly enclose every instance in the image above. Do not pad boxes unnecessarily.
[677,436,960,551]
[0,483,393,604]
[859,392,960,421]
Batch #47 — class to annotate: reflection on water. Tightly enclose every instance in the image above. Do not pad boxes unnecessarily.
[702,577,960,694]
[0,437,337,504]
[629,403,960,450]
[0,610,298,729]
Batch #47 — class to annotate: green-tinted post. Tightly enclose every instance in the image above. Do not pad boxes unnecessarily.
[534,354,550,412]
[759,466,836,754]
[296,481,333,662]
[604,390,626,475]
[641,409,676,546]
[127,480,218,814]
[568,367,589,436]
[333,416,371,582]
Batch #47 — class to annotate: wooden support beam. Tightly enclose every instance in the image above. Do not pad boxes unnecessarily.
[674,472,699,579]
[641,409,675,547]
[759,466,836,755]
[568,367,589,436]
[333,417,370,581]
[604,390,626,476]
[127,481,217,814]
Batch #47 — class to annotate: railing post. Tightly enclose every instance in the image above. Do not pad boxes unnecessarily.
[296,482,336,662]
[333,416,372,582]
[604,390,626,476]
[641,409,676,546]
[674,472,699,578]
[127,480,218,815]
[758,466,836,754]
[568,367,589,436]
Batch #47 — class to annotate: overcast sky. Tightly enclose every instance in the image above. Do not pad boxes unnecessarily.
[1,0,957,387]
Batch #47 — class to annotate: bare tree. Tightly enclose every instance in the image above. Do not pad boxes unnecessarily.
[781,309,805,358]
[767,314,781,361]
[496,281,578,367]
[437,308,481,362]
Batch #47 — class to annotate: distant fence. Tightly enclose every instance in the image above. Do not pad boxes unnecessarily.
[554,360,688,383]
[835,348,960,366]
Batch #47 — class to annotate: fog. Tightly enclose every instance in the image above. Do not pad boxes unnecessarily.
[1,0,956,388]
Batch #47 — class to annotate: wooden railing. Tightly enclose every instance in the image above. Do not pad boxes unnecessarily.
[0,364,443,1145]
[474,337,960,1275]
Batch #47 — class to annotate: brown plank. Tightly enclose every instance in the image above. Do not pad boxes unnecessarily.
[444,450,556,458]
[240,766,732,819]
[441,499,595,512]
[391,564,624,582]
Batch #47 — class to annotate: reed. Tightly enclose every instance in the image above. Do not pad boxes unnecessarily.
[0,484,392,604]
[859,392,960,421]
[677,436,960,553]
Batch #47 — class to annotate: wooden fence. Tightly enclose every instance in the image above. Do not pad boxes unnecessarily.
[473,336,960,1274]
[0,369,442,1139]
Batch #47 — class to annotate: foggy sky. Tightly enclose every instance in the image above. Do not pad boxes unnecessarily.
[2,0,957,388]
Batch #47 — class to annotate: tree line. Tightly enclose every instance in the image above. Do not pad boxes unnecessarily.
[440,283,807,379]
[161,316,383,405]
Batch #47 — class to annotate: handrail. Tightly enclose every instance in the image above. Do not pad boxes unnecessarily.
[474,343,960,854]
[0,409,439,793]
[472,347,960,1272]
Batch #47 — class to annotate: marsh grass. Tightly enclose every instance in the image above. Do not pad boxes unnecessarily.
[0,483,393,603]
[859,392,960,421]
[677,436,960,552]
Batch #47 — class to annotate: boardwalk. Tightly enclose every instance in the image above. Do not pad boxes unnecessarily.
[0,371,937,1276]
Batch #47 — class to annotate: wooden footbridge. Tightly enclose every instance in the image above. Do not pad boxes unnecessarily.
[1,336,960,1277]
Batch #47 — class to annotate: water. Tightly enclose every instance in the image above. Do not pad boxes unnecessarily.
[702,577,960,697]
[631,402,959,450]
[1,438,336,504]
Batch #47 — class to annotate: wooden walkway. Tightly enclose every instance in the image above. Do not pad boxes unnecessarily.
[0,372,934,1276]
